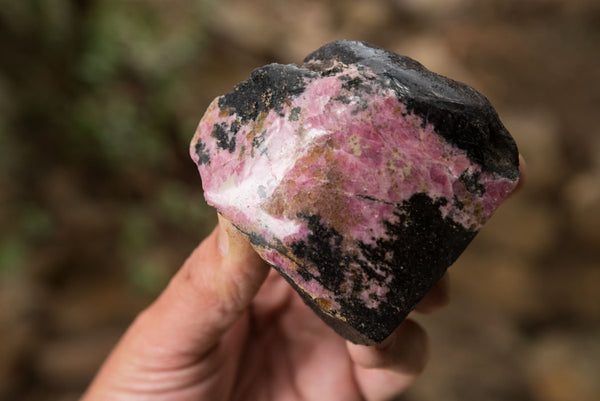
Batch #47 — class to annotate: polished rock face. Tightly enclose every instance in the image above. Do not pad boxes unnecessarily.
[190,40,520,344]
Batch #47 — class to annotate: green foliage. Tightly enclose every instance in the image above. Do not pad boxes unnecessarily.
[0,236,27,277]
[71,0,212,169]
[156,183,210,228]
[120,208,156,253]
[126,256,169,295]
[0,0,217,283]
[119,208,165,293]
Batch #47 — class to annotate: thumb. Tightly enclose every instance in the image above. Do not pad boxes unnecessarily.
[130,215,270,357]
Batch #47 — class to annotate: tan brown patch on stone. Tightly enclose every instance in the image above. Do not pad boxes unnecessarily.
[264,142,365,238]
[315,297,332,311]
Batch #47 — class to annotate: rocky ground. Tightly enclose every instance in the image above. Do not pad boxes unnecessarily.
[1,1,599,400]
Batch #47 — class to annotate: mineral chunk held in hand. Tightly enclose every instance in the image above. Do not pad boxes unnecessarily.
[190,40,520,345]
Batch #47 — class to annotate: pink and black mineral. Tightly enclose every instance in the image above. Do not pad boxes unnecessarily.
[190,40,521,345]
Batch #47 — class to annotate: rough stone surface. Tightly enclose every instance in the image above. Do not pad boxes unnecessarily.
[190,40,520,344]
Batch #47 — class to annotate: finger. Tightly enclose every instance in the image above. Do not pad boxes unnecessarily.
[128,215,270,359]
[414,273,450,313]
[347,319,429,371]
[348,319,429,401]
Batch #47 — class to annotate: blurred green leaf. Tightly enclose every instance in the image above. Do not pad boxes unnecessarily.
[20,205,54,241]
[0,236,27,277]
[120,208,156,252]
[126,257,168,295]
[156,183,208,227]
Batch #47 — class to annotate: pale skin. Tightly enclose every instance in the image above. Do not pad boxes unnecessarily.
[83,157,525,401]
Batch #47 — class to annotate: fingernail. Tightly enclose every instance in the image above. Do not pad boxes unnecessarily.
[217,215,229,257]
[217,214,265,267]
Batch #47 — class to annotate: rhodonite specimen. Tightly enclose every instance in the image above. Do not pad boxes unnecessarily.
[190,40,520,345]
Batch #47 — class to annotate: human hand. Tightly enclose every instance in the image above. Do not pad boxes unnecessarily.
[82,212,451,401]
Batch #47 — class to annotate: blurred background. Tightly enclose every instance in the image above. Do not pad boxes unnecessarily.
[1,0,599,400]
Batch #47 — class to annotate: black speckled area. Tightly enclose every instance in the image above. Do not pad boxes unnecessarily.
[281,193,477,344]
[218,64,313,124]
[194,141,211,165]
[212,123,236,153]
